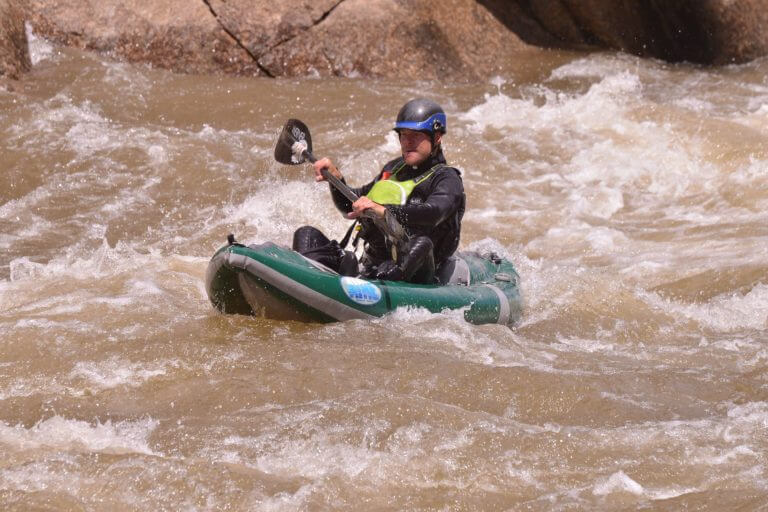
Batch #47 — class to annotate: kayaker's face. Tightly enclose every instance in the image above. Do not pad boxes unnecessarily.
[399,129,439,166]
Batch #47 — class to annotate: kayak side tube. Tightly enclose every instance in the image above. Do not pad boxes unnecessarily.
[205,243,522,326]
[205,246,253,315]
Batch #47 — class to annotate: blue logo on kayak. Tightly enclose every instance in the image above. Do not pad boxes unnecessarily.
[340,277,382,306]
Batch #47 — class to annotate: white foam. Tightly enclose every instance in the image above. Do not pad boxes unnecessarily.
[257,484,316,511]
[0,455,82,494]
[461,91,536,132]
[593,470,644,496]
[565,134,714,201]
[0,416,159,455]
[0,377,69,401]
[526,222,628,257]
[567,184,624,219]
[222,180,348,243]
[12,317,93,332]
[127,278,164,295]
[382,304,456,324]
[9,239,143,282]
[727,401,768,425]
[673,96,717,112]
[147,144,168,164]
[692,445,758,465]
[504,461,542,489]
[0,188,53,220]
[584,226,629,253]
[643,284,768,331]
[728,158,768,209]
[646,487,700,501]
[600,392,654,410]
[463,71,641,135]
[228,432,375,480]
[7,92,173,167]
[548,54,644,81]
[69,357,170,390]
[459,69,732,231]
[465,237,511,258]
[380,129,401,154]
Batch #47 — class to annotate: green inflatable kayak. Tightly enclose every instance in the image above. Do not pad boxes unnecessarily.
[205,242,522,326]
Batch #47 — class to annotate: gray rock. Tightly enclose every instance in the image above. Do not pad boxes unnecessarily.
[217,0,531,80]
[22,0,768,79]
[0,0,30,80]
[487,0,768,64]
[26,0,262,76]
[26,0,530,80]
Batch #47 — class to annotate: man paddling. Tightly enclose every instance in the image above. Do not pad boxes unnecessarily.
[293,98,465,284]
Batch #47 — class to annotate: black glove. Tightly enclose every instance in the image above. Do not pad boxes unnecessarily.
[375,260,405,281]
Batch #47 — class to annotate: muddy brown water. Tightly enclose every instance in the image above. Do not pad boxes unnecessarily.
[1,31,768,510]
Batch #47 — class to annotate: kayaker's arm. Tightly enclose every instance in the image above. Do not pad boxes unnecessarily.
[386,170,463,229]
[346,196,387,219]
[313,157,377,214]
[329,177,375,214]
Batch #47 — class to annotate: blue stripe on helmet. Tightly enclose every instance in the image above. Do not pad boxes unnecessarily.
[394,113,447,133]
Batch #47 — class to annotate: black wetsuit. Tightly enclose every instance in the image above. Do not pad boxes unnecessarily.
[329,148,465,282]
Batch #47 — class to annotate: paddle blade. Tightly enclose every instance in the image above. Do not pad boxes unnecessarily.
[274,118,313,165]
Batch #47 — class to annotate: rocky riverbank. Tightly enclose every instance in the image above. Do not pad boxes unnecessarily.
[4,0,768,80]
[0,0,29,80]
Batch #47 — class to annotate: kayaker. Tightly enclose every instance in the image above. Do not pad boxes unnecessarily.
[293,98,465,284]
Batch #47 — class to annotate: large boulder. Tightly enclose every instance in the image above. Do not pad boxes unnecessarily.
[0,0,30,79]
[209,0,530,79]
[486,0,768,64]
[26,0,531,80]
[24,0,768,78]
[26,0,262,76]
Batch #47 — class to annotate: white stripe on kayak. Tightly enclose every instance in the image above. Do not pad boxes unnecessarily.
[228,252,376,322]
[483,284,510,325]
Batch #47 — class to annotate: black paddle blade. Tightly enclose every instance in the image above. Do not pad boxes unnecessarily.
[274,118,313,165]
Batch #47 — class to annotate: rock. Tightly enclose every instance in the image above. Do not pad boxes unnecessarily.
[488,0,768,64]
[26,0,262,76]
[26,0,530,80]
[0,0,31,79]
[24,0,768,78]
[211,0,530,79]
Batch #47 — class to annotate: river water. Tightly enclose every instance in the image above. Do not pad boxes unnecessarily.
[1,29,767,511]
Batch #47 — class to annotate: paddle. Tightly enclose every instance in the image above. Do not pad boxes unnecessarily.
[274,119,409,249]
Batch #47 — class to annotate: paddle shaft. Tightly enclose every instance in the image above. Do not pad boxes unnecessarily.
[302,148,408,249]
[301,149,360,204]
[278,120,409,249]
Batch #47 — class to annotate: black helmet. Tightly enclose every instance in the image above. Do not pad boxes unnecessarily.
[394,98,447,134]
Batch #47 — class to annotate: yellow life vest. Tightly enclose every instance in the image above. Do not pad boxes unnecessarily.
[365,162,443,206]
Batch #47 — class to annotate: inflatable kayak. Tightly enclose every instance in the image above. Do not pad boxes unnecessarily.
[205,242,522,326]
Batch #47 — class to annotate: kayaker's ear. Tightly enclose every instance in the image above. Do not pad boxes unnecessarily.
[430,132,442,155]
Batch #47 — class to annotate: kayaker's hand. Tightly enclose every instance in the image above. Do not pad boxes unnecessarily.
[375,260,404,281]
[348,196,386,219]
[312,158,342,182]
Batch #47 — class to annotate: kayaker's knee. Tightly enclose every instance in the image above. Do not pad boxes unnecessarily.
[374,235,435,284]
[404,236,435,284]
[293,225,358,276]
[292,225,331,252]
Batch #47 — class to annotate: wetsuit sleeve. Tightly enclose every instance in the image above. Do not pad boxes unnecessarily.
[386,170,463,229]
[329,176,376,213]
